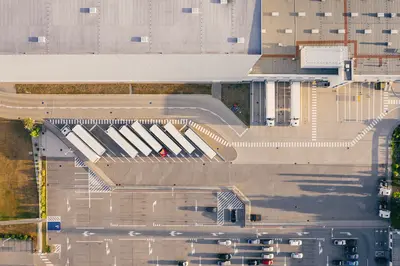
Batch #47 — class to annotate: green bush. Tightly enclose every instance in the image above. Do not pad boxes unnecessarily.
[394,192,400,198]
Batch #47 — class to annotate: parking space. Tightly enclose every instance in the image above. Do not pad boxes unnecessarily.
[111,192,217,227]
[70,242,111,266]
[48,119,224,164]
[250,81,266,126]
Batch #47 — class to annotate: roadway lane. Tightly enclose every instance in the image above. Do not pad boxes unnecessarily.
[0,92,247,142]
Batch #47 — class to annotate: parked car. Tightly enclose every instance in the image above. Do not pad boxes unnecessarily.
[379,179,389,188]
[291,252,303,259]
[205,207,217,213]
[217,254,232,261]
[346,254,359,260]
[217,261,231,266]
[260,239,274,245]
[247,259,260,265]
[346,239,358,246]
[231,209,237,223]
[248,239,261,244]
[333,240,346,246]
[250,214,262,222]
[262,254,274,259]
[289,239,302,246]
[332,260,345,266]
[262,246,273,252]
[345,261,359,266]
[218,240,232,246]
[260,260,273,265]
[379,201,388,210]
[344,246,358,253]
[177,261,189,266]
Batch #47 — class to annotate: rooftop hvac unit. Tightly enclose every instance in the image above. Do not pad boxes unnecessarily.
[320,0,326,1]
[284,29,293,34]
[377,13,384,17]
[278,43,283,47]
[386,42,392,47]
[324,12,332,17]
[220,0,228,4]
[390,29,399,34]
[338,29,346,34]
[297,12,306,17]
[140,36,149,43]
[271,12,279,17]
[190,8,200,14]
[311,29,319,34]
[350,12,358,17]
[89,7,97,14]
[236,37,245,43]
[38,36,47,43]
[391,13,397,18]
[364,29,372,34]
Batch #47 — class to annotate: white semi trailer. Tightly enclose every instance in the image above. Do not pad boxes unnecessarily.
[72,124,106,156]
[265,81,276,126]
[290,81,301,127]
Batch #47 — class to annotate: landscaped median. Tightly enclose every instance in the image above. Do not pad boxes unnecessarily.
[391,126,400,228]
[40,159,47,219]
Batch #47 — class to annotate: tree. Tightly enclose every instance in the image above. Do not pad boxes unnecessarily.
[30,126,41,138]
[23,118,35,131]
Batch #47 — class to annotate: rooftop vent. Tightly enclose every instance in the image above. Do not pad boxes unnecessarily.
[89,7,97,14]
[350,12,358,17]
[220,0,228,4]
[377,13,384,17]
[271,12,279,17]
[324,12,332,17]
[297,12,306,17]
[190,8,200,14]
[284,29,293,34]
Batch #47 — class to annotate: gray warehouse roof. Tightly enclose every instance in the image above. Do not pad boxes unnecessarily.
[0,0,261,55]
[0,54,260,82]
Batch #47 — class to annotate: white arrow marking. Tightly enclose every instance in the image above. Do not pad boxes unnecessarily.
[218,232,224,235]
[319,241,323,255]
[176,232,182,235]
[67,198,71,212]
[296,232,302,236]
[152,201,157,212]
[195,200,198,212]
[303,232,310,235]
[65,258,69,266]
[284,256,286,266]
[106,242,110,255]
[199,256,202,266]
[83,231,95,237]
[326,256,329,266]
[148,242,152,255]
[129,231,141,236]
[339,232,352,236]
[170,231,182,237]
[331,228,334,238]
[242,256,244,266]
[110,198,112,212]
[66,237,71,250]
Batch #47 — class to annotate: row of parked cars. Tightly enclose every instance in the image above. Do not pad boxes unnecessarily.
[378,178,391,219]
[244,239,304,265]
[332,239,359,266]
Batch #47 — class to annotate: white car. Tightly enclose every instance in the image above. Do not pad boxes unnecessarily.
[217,240,232,246]
[263,253,274,259]
[379,209,391,219]
[289,239,302,246]
[291,252,303,259]
[262,246,274,252]
[333,240,346,246]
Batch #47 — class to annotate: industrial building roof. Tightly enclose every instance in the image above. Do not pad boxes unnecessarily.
[0,0,261,55]
[300,46,348,69]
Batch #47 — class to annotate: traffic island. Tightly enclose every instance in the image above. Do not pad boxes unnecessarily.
[221,83,251,127]
[391,126,400,229]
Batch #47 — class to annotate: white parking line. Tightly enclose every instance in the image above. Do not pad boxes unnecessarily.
[152,154,161,162]
[106,153,116,162]
[102,156,109,163]
[121,154,131,162]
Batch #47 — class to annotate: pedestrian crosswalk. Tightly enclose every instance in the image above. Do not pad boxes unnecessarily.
[189,121,230,147]
[217,192,244,225]
[38,254,54,266]
[350,111,387,146]
[231,141,352,148]
[48,118,188,126]
[47,216,61,222]
[88,170,112,193]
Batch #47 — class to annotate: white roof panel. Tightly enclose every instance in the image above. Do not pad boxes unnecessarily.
[0,54,260,82]
[300,46,348,69]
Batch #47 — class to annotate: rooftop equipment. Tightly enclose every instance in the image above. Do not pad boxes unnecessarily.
[324,12,332,17]
[271,12,279,17]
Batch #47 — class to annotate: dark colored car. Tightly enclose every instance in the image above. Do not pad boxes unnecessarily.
[260,239,274,245]
[205,207,217,213]
[247,259,260,265]
[346,254,359,260]
[332,260,345,266]
[231,210,237,223]
[218,254,232,261]
[346,239,358,246]
[344,246,358,253]
[250,214,261,222]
